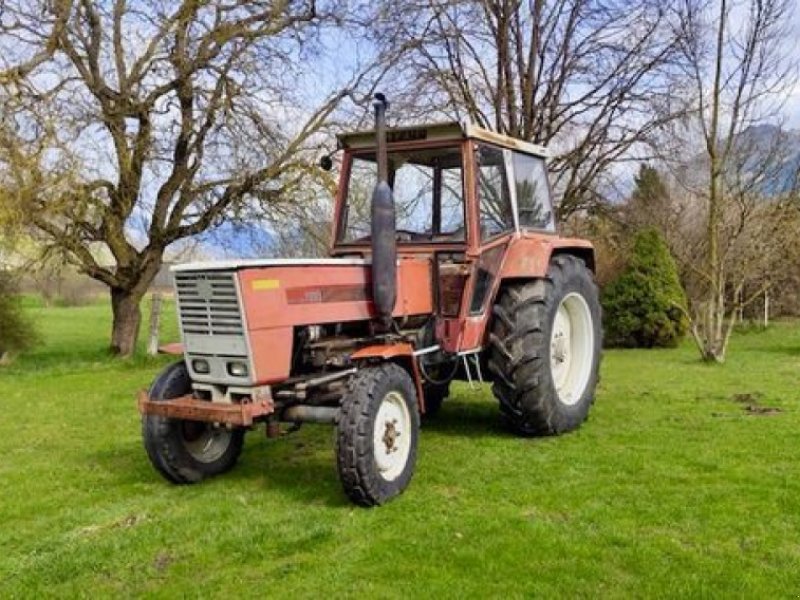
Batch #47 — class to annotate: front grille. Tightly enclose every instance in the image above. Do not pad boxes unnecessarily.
[174,272,244,336]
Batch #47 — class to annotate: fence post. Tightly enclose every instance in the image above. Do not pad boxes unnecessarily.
[147,292,163,356]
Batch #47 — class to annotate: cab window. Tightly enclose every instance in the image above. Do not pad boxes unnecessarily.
[512,151,555,231]
[339,146,465,243]
[476,144,514,240]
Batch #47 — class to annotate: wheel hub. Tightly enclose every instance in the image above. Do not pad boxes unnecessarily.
[373,391,412,481]
[382,419,400,454]
[181,421,231,463]
[549,293,594,406]
[551,333,568,364]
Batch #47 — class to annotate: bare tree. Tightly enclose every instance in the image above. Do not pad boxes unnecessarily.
[673,0,796,362]
[0,0,373,356]
[372,0,685,217]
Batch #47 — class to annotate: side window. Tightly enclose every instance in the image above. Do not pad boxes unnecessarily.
[439,167,464,236]
[512,152,555,231]
[341,158,376,241]
[476,145,514,240]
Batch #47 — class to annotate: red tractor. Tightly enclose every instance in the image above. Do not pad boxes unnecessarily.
[138,97,602,506]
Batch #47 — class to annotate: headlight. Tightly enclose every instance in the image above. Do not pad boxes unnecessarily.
[192,358,210,374]
[227,361,249,377]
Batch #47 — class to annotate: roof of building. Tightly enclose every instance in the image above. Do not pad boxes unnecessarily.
[336,121,549,158]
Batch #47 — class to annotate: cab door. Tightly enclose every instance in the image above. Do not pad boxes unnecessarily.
[432,150,469,318]
[437,142,515,354]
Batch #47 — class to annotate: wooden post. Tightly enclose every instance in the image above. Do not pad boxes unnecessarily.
[763,289,769,328]
[736,287,743,323]
[147,292,163,356]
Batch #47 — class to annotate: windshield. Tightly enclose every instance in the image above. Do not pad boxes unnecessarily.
[338,146,465,244]
[476,143,555,240]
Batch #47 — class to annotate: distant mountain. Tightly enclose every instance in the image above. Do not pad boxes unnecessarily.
[733,124,800,195]
[680,124,800,196]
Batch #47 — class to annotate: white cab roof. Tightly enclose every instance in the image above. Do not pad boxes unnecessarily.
[337,121,549,158]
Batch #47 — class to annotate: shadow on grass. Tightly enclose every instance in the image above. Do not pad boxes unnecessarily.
[237,455,347,507]
[90,395,513,508]
[755,345,800,357]
[422,396,514,439]
[90,431,349,507]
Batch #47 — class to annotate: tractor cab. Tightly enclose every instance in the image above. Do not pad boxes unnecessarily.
[333,122,556,249]
[332,122,563,353]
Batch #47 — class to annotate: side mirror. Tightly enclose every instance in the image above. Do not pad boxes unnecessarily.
[320,155,333,171]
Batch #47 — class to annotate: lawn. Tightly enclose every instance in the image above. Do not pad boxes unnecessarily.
[2,299,800,597]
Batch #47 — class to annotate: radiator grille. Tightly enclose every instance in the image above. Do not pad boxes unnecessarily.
[174,272,244,336]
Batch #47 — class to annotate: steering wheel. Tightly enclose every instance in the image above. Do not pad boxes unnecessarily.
[395,229,426,242]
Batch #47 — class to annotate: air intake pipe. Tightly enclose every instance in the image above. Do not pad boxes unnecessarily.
[370,94,396,330]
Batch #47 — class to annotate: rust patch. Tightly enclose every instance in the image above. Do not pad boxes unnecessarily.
[137,390,274,426]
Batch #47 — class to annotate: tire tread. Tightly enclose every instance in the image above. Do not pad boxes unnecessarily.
[488,256,601,436]
[336,363,419,506]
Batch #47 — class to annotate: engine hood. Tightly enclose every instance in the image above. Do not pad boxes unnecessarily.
[172,257,369,273]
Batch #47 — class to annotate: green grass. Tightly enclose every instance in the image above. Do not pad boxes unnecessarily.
[3,301,800,597]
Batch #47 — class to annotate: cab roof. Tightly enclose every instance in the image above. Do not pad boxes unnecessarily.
[336,121,549,158]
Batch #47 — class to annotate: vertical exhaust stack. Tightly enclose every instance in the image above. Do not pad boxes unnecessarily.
[370,94,397,331]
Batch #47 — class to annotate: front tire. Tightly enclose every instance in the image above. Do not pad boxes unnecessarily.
[488,255,602,436]
[336,363,420,506]
[142,361,245,484]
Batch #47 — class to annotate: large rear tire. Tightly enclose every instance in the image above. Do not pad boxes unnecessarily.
[488,255,601,436]
[142,361,245,484]
[336,363,420,506]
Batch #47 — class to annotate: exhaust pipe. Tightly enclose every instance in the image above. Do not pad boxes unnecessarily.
[281,405,339,424]
[370,94,397,330]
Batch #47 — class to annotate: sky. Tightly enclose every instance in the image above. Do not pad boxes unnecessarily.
[5,1,799,262]
[204,0,800,260]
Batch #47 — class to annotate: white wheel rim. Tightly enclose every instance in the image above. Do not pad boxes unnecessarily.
[373,391,412,481]
[550,292,594,406]
[181,422,231,463]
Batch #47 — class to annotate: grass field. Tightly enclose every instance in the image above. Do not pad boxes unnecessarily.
[2,298,800,597]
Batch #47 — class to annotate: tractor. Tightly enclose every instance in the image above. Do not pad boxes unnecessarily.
[138,97,602,506]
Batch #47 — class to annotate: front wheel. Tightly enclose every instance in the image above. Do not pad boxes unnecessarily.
[336,363,420,506]
[488,255,602,436]
[142,361,245,484]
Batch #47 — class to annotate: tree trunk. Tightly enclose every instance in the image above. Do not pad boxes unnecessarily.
[110,287,144,357]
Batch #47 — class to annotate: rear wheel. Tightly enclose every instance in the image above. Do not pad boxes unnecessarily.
[488,255,601,436]
[416,324,456,418]
[422,382,449,417]
[336,363,420,506]
[142,361,245,483]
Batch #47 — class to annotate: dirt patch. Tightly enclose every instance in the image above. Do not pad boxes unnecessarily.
[731,392,763,404]
[729,392,781,416]
[115,513,145,528]
[744,404,782,416]
[153,551,174,572]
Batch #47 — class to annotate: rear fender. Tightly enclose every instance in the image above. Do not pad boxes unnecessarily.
[450,236,595,352]
[499,236,595,280]
[350,343,427,413]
